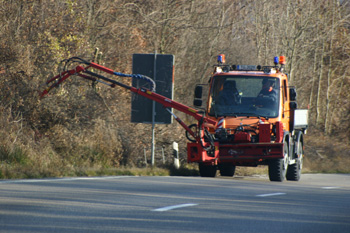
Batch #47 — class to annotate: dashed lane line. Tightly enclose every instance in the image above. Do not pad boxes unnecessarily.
[152,203,198,212]
[256,192,286,197]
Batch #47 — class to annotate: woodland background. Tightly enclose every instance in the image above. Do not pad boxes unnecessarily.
[0,0,350,178]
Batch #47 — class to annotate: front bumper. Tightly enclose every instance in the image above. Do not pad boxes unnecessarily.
[187,142,284,164]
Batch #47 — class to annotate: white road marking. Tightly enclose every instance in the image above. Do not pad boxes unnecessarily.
[322,186,340,189]
[152,203,198,212]
[256,192,286,197]
[0,176,135,184]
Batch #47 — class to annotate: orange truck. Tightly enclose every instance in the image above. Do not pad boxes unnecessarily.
[188,55,308,181]
[41,55,307,182]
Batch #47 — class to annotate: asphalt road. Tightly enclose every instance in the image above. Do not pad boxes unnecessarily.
[0,174,349,233]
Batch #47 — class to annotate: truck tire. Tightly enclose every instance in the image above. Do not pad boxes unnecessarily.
[199,163,217,177]
[268,141,289,182]
[219,164,236,177]
[286,141,303,181]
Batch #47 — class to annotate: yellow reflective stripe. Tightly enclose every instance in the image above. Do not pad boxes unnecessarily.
[188,108,197,113]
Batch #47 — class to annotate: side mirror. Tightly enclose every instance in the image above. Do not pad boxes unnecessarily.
[193,85,203,107]
[193,99,203,107]
[194,85,203,99]
[290,101,298,109]
[290,87,297,101]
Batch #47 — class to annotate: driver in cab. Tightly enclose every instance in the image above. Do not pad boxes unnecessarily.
[216,80,240,106]
[256,79,277,107]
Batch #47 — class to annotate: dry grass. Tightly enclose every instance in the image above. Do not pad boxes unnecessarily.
[235,166,268,177]
[303,129,350,174]
[1,126,350,179]
[1,121,349,179]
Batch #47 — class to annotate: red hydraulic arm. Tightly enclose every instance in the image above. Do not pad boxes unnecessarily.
[40,57,217,151]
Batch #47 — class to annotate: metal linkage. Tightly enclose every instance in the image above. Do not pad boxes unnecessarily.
[40,57,217,151]
[41,57,155,97]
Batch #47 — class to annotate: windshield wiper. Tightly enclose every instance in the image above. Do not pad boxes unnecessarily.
[234,112,269,120]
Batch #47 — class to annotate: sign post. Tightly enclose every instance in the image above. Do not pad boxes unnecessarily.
[132,53,175,166]
[151,51,157,166]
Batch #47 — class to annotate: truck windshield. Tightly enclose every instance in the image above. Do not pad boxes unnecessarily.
[208,76,280,118]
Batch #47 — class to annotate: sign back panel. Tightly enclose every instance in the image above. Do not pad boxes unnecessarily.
[131,54,174,124]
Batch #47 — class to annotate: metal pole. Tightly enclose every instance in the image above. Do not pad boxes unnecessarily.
[151,102,155,166]
[162,146,165,164]
[151,51,157,167]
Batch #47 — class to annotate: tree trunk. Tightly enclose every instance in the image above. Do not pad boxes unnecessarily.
[315,40,326,128]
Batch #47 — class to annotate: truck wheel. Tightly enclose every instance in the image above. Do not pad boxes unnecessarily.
[219,164,236,177]
[286,142,303,181]
[199,163,217,177]
[268,141,289,182]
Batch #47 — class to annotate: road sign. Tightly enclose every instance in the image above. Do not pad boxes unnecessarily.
[131,53,174,124]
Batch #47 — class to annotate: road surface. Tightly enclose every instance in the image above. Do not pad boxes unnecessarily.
[0,174,349,233]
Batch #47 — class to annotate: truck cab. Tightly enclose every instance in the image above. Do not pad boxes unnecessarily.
[189,55,308,182]
[208,67,290,131]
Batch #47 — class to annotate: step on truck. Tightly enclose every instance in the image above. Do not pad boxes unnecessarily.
[40,55,308,182]
[189,55,308,181]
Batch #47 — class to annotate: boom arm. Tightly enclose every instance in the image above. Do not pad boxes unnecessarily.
[40,57,217,151]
